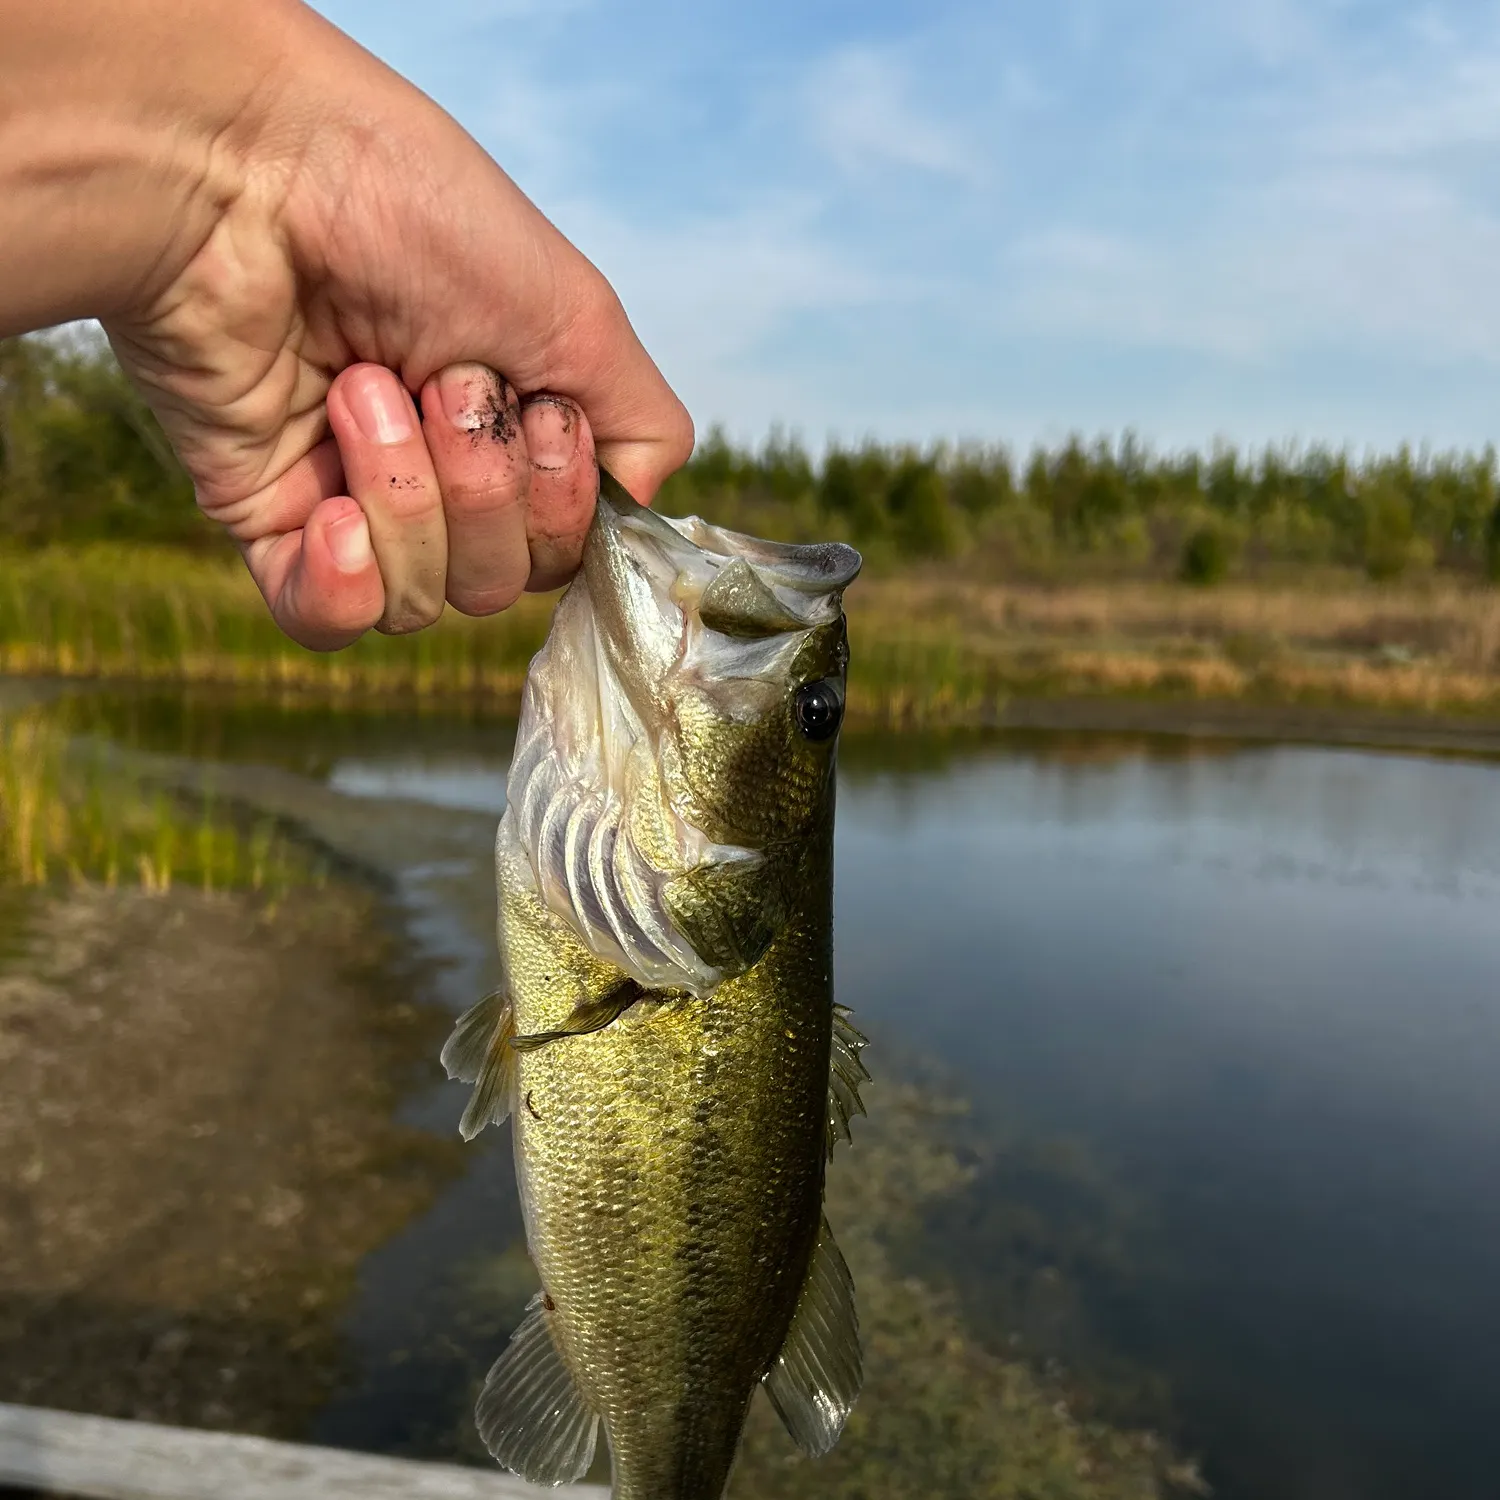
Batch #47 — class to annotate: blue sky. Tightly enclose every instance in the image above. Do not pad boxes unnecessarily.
[313,0,1500,455]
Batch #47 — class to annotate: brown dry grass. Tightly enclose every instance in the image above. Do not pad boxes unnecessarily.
[861,574,1500,667]
[5,544,1500,725]
[845,573,1500,721]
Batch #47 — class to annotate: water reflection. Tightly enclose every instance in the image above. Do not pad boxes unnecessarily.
[330,758,508,814]
[833,741,1500,1500]
[53,692,1500,1499]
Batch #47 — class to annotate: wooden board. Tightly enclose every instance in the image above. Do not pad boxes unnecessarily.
[0,1403,608,1500]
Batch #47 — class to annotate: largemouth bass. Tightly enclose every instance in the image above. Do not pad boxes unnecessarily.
[442,479,866,1499]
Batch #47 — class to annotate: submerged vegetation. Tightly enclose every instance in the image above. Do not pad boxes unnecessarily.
[0,706,316,893]
[728,1084,1201,1499]
[442,1082,1200,1498]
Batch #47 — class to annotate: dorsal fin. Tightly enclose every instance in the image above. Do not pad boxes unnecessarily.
[476,1293,599,1484]
[440,989,517,1141]
[763,1217,862,1456]
[826,1005,870,1157]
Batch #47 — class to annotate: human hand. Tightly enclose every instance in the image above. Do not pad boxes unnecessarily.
[0,0,692,649]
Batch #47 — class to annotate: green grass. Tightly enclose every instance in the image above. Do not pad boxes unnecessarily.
[0,545,554,698]
[0,544,997,722]
[4,544,1500,731]
[0,707,317,893]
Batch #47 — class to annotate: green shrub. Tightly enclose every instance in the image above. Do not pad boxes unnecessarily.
[1363,482,1415,581]
[1179,525,1232,585]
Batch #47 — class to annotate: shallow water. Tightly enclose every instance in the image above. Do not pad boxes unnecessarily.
[62,692,1500,1498]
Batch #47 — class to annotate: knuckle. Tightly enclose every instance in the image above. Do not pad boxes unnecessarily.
[377,472,444,521]
[441,468,528,523]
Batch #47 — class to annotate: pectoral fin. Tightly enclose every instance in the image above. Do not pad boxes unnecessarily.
[763,1216,861,1456]
[441,989,517,1141]
[826,1005,870,1156]
[476,1293,599,1484]
[510,978,644,1053]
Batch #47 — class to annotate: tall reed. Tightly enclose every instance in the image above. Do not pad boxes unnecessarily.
[0,545,553,696]
[4,545,1500,727]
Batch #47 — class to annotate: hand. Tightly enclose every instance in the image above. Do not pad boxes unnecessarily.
[0,0,692,649]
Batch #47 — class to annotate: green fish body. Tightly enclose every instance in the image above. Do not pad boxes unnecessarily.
[443,488,865,1500]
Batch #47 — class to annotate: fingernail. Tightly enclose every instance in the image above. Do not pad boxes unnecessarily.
[345,367,415,445]
[327,504,373,574]
[522,397,579,469]
[438,363,510,432]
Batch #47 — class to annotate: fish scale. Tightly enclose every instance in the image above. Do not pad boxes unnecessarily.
[443,484,865,1499]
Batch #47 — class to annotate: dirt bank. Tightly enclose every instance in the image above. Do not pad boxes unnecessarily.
[0,880,460,1439]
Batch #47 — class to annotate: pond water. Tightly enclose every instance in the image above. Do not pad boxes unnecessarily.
[62,693,1500,1499]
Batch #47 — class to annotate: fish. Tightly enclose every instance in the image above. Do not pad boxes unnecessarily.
[441,475,867,1499]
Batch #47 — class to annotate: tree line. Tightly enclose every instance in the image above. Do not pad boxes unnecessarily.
[660,426,1500,582]
[6,331,1500,581]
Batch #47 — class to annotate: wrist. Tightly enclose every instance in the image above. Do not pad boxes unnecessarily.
[0,0,311,335]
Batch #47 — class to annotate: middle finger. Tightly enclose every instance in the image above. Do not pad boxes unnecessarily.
[419,363,532,617]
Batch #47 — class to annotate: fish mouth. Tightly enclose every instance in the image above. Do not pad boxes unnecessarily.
[597,472,861,636]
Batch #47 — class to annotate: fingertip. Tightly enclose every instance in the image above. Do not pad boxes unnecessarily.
[264,498,386,651]
[521,396,600,591]
[520,394,590,472]
[327,363,423,459]
[317,496,369,575]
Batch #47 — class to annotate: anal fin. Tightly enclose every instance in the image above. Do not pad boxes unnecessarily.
[763,1216,861,1457]
[477,1292,599,1484]
[441,988,517,1141]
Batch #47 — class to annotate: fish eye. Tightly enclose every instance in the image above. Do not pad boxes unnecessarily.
[794,679,843,742]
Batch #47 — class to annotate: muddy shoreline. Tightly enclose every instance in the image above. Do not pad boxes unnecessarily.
[0,879,461,1443]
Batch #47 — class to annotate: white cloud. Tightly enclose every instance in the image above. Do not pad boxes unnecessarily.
[555,193,885,430]
[1308,52,1500,159]
[1199,0,1329,68]
[1007,163,1500,369]
[808,47,979,181]
[1001,8,1500,369]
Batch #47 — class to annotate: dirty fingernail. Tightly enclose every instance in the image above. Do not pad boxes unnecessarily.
[438,363,510,432]
[327,503,373,574]
[345,367,415,445]
[522,397,579,469]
